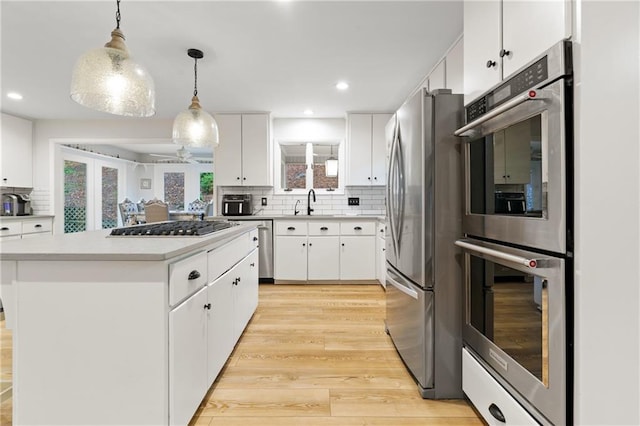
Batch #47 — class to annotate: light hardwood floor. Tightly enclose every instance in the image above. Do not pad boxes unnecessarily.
[0,284,485,425]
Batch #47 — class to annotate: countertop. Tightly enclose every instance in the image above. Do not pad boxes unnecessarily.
[212,214,385,221]
[0,223,256,262]
[0,215,55,220]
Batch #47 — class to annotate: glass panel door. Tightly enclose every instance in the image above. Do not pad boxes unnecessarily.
[63,159,88,233]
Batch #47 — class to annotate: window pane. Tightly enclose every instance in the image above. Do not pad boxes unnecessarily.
[200,172,213,203]
[164,172,185,210]
[281,144,307,189]
[312,143,339,189]
[64,160,87,233]
[101,166,118,229]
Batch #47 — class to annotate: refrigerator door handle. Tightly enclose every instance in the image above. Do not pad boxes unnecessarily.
[387,119,400,260]
[395,125,405,249]
[387,273,419,299]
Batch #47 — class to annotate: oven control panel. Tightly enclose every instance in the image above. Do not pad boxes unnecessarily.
[466,56,549,122]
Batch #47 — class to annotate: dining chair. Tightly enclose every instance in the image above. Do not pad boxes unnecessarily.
[144,198,169,223]
[118,198,138,226]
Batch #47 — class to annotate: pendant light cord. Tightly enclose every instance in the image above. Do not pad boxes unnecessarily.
[193,57,199,97]
[115,0,121,29]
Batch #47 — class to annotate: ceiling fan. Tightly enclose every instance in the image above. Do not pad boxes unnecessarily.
[149,146,210,164]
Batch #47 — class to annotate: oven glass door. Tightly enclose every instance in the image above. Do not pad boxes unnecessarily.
[458,238,566,425]
[462,78,568,254]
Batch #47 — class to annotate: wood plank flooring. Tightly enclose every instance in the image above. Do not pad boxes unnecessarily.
[191,284,484,425]
[0,284,485,425]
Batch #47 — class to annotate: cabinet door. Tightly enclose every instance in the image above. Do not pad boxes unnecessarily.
[214,114,242,186]
[376,235,386,287]
[1,113,33,187]
[241,114,271,186]
[207,274,234,385]
[235,249,259,339]
[446,37,464,94]
[371,114,392,186]
[274,236,308,280]
[502,0,571,78]
[428,60,446,91]
[307,236,340,280]
[463,0,501,104]
[340,236,376,280]
[169,287,208,426]
[347,114,373,185]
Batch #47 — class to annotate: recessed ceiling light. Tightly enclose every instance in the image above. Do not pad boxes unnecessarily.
[304,109,314,116]
[7,92,23,100]
[336,82,349,91]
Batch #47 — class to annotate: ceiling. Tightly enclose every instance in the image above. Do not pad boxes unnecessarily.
[0,1,462,156]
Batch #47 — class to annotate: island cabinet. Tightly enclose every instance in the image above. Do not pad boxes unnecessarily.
[463,0,571,103]
[274,219,377,282]
[3,225,258,426]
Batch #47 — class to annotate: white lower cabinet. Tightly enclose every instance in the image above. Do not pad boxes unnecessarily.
[0,217,53,239]
[308,236,340,280]
[274,219,377,282]
[462,348,539,425]
[206,270,234,384]
[234,249,259,340]
[169,287,209,426]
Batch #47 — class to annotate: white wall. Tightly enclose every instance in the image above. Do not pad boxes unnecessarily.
[573,1,640,423]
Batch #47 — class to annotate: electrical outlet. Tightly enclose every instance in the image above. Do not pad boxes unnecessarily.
[261,197,268,206]
[348,197,360,206]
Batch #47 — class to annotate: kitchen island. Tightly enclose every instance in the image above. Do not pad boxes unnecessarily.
[0,223,259,425]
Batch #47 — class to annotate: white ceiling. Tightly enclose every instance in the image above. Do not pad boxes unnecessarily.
[0,0,462,155]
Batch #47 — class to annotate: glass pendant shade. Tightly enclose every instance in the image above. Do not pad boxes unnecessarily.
[70,29,155,117]
[325,158,338,177]
[172,96,219,148]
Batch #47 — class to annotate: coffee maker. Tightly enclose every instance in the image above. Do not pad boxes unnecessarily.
[2,193,32,216]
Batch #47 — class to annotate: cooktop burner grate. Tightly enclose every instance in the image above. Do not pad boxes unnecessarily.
[109,220,234,237]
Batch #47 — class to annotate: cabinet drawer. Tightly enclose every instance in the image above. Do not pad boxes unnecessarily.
[208,233,250,282]
[275,221,307,236]
[21,218,52,235]
[0,221,21,237]
[340,221,375,235]
[308,222,339,236]
[169,251,208,307]
[462,348,539,425]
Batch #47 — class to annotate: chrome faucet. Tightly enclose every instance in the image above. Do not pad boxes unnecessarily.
[294,200,301,215]
[307,189,316,215]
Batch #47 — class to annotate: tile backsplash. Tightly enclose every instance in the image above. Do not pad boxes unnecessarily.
[217,186,386,216]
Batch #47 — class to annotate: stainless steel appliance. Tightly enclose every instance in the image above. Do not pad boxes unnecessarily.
[455,41,573,426]
[228,219,274,283]
[455,40,572,254]
[222,194,253,216]
[2,193,32,216]
[385,88,464,398]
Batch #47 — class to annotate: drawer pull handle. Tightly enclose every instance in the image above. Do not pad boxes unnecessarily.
[320,227,328,231]
[354,226,362,231]
[250,262,255,267]
[188,270,201,280]
[204,303,211,310]
[253,236,258,241]
[488,403,506,423]
[0,227,9,231]
[287,226,296,231]
[35,224,42,228]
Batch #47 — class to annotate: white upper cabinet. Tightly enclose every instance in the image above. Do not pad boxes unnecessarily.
[214,113,271,187]
[463,0,571,104]
[1,113,33,188]
[347,113,392,186]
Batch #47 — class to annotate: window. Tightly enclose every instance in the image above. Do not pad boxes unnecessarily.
[276,140,342,193]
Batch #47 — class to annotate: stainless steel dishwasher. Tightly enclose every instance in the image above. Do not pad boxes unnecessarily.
[231,219,274,283]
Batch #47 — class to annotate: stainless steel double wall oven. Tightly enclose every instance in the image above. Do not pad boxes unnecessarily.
[455,41,573,425]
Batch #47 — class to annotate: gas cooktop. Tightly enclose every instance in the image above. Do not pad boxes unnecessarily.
[109,220,235,237]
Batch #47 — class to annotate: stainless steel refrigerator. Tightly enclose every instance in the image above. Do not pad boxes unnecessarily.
[385,88,464,398]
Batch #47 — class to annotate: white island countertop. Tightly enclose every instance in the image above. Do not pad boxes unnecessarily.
[0,223,256,262]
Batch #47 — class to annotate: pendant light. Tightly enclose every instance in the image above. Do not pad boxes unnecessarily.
[70,0,155,117]
[172,49,219,148]
[325,144,338,177]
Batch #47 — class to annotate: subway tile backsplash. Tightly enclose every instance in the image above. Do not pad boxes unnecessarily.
[217,186,386,216]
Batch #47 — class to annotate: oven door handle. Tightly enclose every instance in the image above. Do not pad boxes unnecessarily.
[454,89,552,137]
[455,239,540,268]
